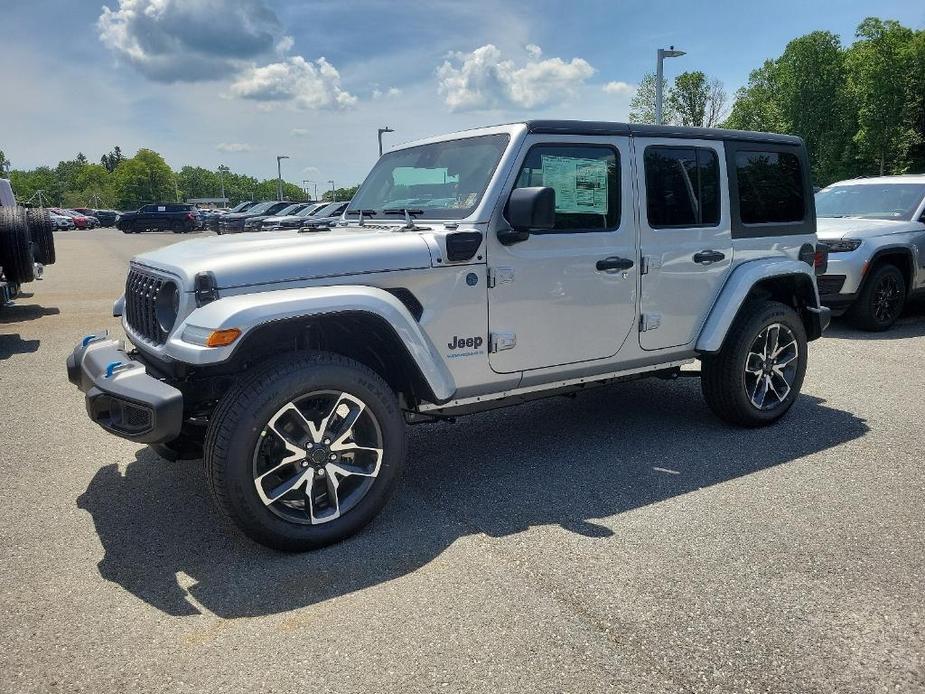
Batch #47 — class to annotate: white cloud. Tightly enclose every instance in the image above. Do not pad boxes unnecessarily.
[602,81,635,95]
[98,0,285,82]
[216,142,253,152]
[230,56,357,110]
[372,87,402,99]
[291,128,309,137]
[436,44,595,111]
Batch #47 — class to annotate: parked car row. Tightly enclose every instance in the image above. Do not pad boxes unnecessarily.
[212,200,348,233]
[46,207,120,230]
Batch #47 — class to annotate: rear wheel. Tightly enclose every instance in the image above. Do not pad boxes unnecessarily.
[0,207,35,284]
[25,208,56,265]
[205,352,406,551]
[701,300,807,427]
[848,263,905,331]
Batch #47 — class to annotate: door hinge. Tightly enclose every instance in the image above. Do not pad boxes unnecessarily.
[487,266,514,288]
[641,255,661,275]
[489,331,517,353]
[639,313,662,332]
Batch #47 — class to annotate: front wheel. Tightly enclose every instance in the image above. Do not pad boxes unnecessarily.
[848,263,905,331]
[701,300,807,427]
[204,352,406,551]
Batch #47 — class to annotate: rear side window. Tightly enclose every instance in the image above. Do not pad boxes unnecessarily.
[735,150,804,224]
[644,146,720,228]
[513,144,620,232]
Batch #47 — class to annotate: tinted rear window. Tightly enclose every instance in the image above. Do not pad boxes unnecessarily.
[644,146,719,227]
[735,151,804,224]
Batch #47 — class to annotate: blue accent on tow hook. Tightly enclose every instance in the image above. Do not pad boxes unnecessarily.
[82,334,98,347]
[104,361,123,378]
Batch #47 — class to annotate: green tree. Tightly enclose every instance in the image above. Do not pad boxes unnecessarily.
[322,185,358,202]
[0,149,10,175]
[628,73,672,124]
[8,167,59,205]
[905,29,925,171]
[71,164,114,208]
[111,149,175,210]
[724,31,857,185]
[100,146,125,173]
[667,71,727,127]
[177,166,221,201]
[848,18,920,175]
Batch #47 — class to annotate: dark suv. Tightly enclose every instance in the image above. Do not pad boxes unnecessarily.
[117,203,198,234]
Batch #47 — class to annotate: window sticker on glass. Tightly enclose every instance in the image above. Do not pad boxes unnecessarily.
[157,206,166,212]
[541,155,609,215]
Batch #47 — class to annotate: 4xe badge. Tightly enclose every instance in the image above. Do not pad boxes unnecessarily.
[448,335,483,350]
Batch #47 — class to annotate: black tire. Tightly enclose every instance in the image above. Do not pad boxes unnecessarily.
[701,300,808,427]
[25,208,56,265]
[847,263,906,331]
[204,351,406,551]
[0,207,35,284]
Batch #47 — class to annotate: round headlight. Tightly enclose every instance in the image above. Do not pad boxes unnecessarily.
[155,281,180,334]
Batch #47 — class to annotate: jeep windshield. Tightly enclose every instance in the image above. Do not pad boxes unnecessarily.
[348,134,510,220]
[815,183,925,221]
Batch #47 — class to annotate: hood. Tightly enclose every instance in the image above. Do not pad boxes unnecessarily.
[816,217,924,241]
[133,227,434,289]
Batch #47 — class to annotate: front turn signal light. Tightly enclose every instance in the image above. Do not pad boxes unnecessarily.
[206,328,242,347]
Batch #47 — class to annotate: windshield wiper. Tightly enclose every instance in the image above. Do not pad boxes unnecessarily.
[383,208,424,216]
[346,209,377,216]
[382,208,427,230]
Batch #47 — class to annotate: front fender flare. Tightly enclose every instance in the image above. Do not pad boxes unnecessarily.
[696,259,822,354]
[165,285,456,402]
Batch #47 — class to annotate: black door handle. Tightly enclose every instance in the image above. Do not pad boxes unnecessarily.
[596,256,634,272]
[693,250,726,264]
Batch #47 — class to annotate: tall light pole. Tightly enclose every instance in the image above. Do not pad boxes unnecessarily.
[655,46,686,125]
[377,126,394,157]
[276,155,290,201]
[218,164,229,205]
[302,179,317,201]
[328,179,336,201]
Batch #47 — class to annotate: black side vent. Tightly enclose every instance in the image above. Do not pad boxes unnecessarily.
[445,231,483,262]
[384,288,424,321]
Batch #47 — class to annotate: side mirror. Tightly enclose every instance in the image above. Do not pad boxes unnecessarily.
[500,187,555,245]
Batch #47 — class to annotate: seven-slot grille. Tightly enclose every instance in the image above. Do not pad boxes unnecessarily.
[125,267,167,345]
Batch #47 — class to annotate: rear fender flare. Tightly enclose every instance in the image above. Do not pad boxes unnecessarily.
[697,259,821,353]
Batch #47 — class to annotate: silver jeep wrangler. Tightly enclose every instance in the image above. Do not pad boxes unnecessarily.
[68,120,830,551]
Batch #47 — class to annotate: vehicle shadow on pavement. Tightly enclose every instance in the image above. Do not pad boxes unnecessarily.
[76,378,868,619]
[0,333,41,360]
[824,303,925,341]
[0,303,60,324]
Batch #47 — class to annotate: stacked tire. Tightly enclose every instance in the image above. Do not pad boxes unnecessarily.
[0,206,35,284]
[25,208,56,265]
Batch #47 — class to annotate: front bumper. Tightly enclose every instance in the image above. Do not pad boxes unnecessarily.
[66,332,183,444]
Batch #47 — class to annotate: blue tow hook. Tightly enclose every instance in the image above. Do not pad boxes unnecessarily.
[104,361,123,378]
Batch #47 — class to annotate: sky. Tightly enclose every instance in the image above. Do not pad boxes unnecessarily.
[1,0,923,190]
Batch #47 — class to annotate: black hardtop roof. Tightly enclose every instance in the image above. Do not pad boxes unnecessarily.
[521,119,803,146]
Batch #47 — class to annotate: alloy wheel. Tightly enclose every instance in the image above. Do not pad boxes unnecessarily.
[872,274,902,324]
[744,323,799,411]
[253,391,383,525]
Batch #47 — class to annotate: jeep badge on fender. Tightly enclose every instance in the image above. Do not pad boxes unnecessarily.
[448,335,483,350]
[67,119,829,552]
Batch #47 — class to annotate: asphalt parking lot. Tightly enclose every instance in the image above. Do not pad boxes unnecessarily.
[1,228,924,693]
